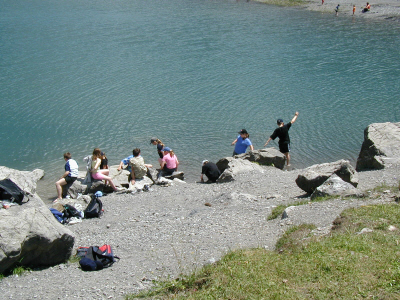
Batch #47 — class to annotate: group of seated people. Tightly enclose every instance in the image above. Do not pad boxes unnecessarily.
[55,137,221,201]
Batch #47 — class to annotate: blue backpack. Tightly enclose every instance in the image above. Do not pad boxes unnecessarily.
[78,244,119,271]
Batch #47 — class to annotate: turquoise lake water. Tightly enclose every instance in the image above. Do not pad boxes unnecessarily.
[1,0,399,200]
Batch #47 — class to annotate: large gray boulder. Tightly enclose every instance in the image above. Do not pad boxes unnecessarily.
[216,157,265,182]
[356,122,400,171]
[0,167,74,273]
[310,174,365,200]
[0,166,44,195]
[235,148,286,170]
[295,160,358,194]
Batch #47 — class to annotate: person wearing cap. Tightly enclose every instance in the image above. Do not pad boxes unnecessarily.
[150,137,165,159]
[160,147,179,176]
[231,129,254,156]
[201,160,221,183]
[264,111,299,167]
[150,137,167,167]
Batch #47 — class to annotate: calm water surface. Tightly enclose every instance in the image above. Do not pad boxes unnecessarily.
[1,0,399,200]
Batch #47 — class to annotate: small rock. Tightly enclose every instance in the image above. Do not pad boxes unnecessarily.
[357,228,373,234]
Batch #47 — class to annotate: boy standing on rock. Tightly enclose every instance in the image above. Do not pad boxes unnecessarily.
[55,152,79,201]
[264,112,299,167]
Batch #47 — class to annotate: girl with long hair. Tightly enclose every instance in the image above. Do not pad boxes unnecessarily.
[91,148,118,191]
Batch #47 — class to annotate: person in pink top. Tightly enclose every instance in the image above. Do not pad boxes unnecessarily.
[160,147,179,176]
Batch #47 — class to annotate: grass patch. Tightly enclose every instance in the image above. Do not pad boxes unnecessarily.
[127,203,400,300]
[371,182,400,194]
[12,266,31,276]
[68,254,82,264]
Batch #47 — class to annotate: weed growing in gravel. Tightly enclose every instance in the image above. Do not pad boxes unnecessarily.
[126,203,400,299]
[12,266,31,276]
[68,255,81,264]
[371,183,400,194]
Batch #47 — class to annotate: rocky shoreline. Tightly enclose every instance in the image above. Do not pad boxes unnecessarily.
[256,0,400,22]
[1,118,400,300]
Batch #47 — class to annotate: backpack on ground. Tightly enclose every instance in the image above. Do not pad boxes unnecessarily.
[0,179,27,204]
[63,204,83,219]
[78,244,119,271]
[84,194,103,218]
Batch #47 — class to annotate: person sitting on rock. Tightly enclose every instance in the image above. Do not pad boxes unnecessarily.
[55,152,79,202]
[129,148,153,185]
[201,160,221,183]
[160,147,179,176]
[100,151,108,169]
[91,148,119,191]
[117,153,134,172]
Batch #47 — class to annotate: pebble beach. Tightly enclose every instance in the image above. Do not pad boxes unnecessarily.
[0,163,399,299]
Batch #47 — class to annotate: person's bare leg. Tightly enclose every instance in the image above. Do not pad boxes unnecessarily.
[99,169,110,185]
[103,175,117,191]
[285,152,291,166]
[55,178,67,200]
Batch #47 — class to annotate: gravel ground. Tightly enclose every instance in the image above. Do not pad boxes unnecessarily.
[0,164,399,300]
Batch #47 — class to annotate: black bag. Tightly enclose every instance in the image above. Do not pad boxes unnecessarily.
[63,204,83,219]
[0,179,26,204]
[84,194,103,218]
[79,245,119,271]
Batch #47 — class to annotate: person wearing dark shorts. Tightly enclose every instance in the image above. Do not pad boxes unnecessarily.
[55,152,79,201]
[201,160,221,183]
[264,111,299,167]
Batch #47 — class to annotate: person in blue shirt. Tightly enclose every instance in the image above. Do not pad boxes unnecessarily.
[117,154,134,172]
[231,129,254,156]
[55,152,79,201]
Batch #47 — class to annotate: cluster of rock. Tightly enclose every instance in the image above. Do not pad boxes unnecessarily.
[291,122,400,200]
[295,159,363,199]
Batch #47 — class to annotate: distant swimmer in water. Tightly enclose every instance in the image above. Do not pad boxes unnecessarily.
[335,4,340,16]
[362,2,371,12]
[353,5,356,15]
